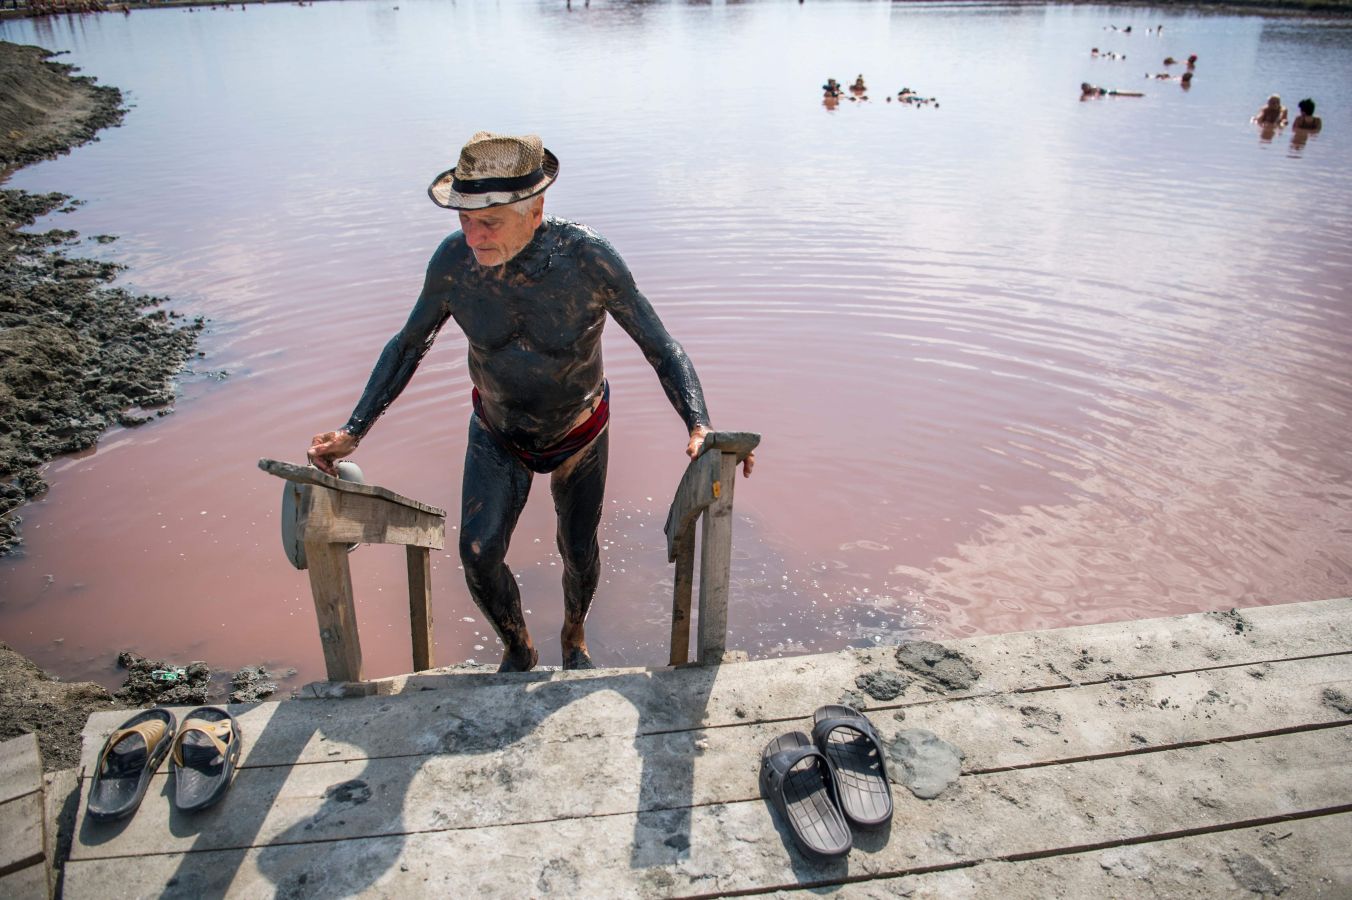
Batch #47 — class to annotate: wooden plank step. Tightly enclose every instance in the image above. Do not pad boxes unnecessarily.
[69,654,1352,861]
[368,596,1352,701]
[0,862,49,899]
[801,813,1352,899]
[77,600,1352,774]
[62,727,1352,898]
[0,733,48,894]
[0,732,43,805]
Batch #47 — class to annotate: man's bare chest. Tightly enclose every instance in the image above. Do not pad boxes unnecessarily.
[449,278,607,356]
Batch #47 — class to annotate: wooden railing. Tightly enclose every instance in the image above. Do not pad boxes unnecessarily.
[663,431,760,666]
[260,458,445,684]
[263,431,757,684]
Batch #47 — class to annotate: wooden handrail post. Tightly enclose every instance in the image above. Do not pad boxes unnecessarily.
[303,541,364,682]
[261,458,446,684]
[668,529,696,666]
[407,545,434,672]
[696,452,738,663]
[663,432,759,666]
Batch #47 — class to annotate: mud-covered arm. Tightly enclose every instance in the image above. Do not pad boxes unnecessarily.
[340,249,454,440]
[592,241,711,432]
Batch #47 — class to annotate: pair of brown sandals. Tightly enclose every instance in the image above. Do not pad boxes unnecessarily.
[87,706,242,822]
[759,704,893,860]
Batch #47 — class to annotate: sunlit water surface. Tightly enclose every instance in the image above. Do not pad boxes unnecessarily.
[2,1,1350,690]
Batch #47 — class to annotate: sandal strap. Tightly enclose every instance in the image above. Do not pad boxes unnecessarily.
[815,715,880,745]
[98,720,167,774]
[765,744,830,789]
[172,720,232,767]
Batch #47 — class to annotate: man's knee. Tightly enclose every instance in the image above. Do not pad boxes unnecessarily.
[460,531,508,574]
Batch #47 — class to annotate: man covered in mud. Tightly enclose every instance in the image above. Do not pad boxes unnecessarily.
[307,132,752,672]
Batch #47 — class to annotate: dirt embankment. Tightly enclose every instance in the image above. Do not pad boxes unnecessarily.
[1,40,213,772]
[1,40,203,557]
[0,41,123,171]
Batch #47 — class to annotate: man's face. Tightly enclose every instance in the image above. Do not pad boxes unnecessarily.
[458,201,543,267]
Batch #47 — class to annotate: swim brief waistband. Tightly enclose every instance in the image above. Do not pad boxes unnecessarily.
[472,381,610,474]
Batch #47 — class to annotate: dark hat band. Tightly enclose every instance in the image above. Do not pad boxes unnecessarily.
[451,167,544,195]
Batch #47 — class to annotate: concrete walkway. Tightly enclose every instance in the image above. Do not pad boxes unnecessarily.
[64,598,1352,898]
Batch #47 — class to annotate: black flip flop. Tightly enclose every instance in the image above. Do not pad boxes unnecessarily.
[87,708,177,822]
[811,705,893,829]
[759,731,852,860]
[170,706,242,812]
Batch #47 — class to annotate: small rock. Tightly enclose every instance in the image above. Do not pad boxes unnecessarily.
[837,689,869,709]
[1205,608,1251,634]
[895,640,981,692]
[1321,687,1352,715]
[887,728,964,799]
[1224,852,1288,895]
[1099,846,1153,879]
[855,668,910,701]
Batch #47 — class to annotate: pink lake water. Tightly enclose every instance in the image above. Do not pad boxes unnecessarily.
[2,1,1350,692]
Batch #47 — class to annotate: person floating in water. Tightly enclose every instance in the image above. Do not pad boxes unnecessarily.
[822,77,842,99]
[1292,98,1322,131]
[1254,94,1288,127]
[307,132,753,672]
[1151,70,1193,86]
[851,74,867,92]
[1082,82,1144,98]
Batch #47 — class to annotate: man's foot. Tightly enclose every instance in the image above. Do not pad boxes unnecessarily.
[497,645,538,673]
[562,647,596,670]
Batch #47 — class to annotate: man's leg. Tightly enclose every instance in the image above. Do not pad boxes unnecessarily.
[551,429,608,670]
[460,415,536,672]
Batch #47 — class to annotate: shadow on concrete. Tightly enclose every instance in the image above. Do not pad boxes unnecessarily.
[120,664,719,896]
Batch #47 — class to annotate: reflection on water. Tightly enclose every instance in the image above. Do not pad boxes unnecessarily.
[1,1,1350,688]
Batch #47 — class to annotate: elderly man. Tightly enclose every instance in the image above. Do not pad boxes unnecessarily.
[308,132,752,672]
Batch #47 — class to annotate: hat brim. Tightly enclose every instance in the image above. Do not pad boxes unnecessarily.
[427,148,559,210]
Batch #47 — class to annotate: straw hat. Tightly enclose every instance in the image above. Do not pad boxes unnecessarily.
[427,131,560,210]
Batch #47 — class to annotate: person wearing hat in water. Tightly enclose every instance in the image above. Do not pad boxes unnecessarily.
[307,132,753,673]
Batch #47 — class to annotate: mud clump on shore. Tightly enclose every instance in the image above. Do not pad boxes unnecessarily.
[0,641,127,771]
[895,639,982,693]
[230,663,281,703]
[1,41,202,556]
[115,650,290,705]
[114,649,213,705]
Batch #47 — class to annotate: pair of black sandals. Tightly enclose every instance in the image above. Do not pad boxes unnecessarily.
[760,704,892,860]
[87,706,242,822]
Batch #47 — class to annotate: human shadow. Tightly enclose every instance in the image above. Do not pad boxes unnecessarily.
[84,662,718,896]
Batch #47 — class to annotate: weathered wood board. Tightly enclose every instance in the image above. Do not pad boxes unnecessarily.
[62,598,1352,898]
[0,733,48,896]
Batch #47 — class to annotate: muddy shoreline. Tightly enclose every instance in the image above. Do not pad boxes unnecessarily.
[1,39,218,774]
[1,40,203,557]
